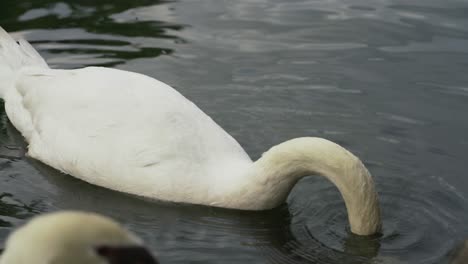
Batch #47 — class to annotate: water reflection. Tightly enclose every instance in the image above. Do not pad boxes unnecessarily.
[0,0,184,67]
[1,0,183,35]
[0,193,41,227]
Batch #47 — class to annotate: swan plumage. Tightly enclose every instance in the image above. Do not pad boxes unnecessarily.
[0,27,381,235]
[0,211,158,264]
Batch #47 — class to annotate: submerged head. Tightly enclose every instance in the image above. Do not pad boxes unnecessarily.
[0,211,158,264]
[248,137,382,235]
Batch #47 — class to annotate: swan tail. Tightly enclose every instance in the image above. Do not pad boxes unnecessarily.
[0,26,48,98]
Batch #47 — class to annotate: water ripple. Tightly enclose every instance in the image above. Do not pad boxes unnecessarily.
[286,171,468,264]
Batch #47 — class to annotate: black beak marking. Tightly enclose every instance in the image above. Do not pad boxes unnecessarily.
[95,245,159,264]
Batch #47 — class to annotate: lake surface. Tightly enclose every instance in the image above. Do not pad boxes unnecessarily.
[1,0,468,263]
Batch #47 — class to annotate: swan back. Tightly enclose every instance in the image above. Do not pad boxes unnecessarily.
[6,66,252,205]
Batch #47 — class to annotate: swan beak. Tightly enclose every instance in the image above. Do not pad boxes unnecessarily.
[95,245,159,264]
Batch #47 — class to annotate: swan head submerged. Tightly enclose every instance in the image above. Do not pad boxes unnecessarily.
[0,211,158,264]
[238,137,382,236]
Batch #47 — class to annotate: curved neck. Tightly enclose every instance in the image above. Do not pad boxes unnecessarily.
[246,137,381,236]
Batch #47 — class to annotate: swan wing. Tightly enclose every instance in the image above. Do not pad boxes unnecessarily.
[5,66,251,201]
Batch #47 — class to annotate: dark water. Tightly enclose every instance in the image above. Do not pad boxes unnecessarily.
[1,0,468,263]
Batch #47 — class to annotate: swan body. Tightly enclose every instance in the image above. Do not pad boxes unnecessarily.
[0,211,158,264]
[0,27,381,235]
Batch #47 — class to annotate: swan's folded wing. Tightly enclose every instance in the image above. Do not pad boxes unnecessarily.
[6,66,250,200]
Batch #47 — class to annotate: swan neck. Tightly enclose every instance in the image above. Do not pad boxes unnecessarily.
[251,137,381,236]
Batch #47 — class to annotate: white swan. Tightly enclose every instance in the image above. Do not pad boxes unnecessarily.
[0,211,158,264]
[0,27,381,235]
